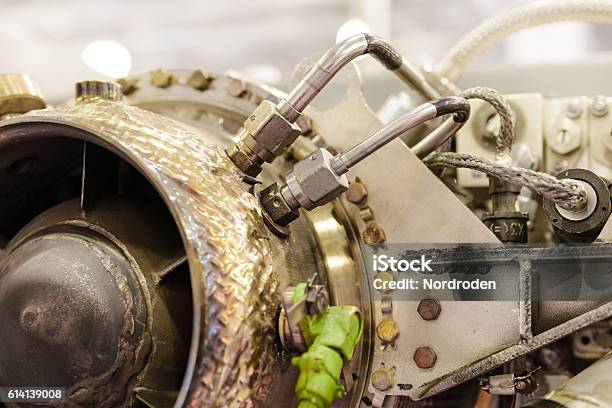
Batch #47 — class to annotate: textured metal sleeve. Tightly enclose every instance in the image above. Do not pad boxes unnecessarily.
[5,101,280,408]
[364,33,402,70]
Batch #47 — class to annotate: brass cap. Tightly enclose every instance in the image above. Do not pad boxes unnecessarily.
[75,80,122,102]
[0,74,46,116]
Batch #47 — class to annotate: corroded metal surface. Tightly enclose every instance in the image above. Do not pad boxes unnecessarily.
[0,100,279,407]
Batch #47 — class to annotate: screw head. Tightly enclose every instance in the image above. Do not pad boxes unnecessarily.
[417,298,441,320]
[346,180,368,204]
[371,367,394,391]
[363,223,386,245]
[590,95,609,117]
[413,346,437,369]
[566,100,583,119]
[376,318,399,343]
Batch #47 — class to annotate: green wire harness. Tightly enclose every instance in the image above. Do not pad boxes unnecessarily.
[290,283,363,408]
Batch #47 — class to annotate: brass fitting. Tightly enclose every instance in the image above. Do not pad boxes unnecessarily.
[0,74,46,117]
[227,100,301,177]
[76,80,123,102]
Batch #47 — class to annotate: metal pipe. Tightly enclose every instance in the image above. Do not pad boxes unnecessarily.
[331,96,469,174]
[411,117,463,158]
[280,33,439,122]
[522,351,612,408]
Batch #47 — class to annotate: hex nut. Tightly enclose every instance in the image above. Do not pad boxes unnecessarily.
[226,143,262,177]
[227,77,247,97]
[116,78,138,96]
[417,298,441,321]
[363,223,386,245]
[150,69,174,88]
[346,180,368,204]
[187,70,212,91]
[413,346,437,369]
[243,100,301,157]
[376,318,399,343]
[374,271,394,294]
[546,118,582,155]
[290,148,349,209]
[371,367,394,391]
[260,182,299,226]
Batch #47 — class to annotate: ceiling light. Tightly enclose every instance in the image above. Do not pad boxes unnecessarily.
[81,40,132,79]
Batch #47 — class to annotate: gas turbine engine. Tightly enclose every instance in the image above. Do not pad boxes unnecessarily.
[1,1,612,408]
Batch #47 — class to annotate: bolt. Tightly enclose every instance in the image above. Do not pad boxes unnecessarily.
[371,367,394,391]
[591,95,609,117]
[512,143,539,171]
[374,272,394,294]
[187,69,212,91]
[150,69,174,88]
[346,180,368,204]
[413,346,437,369]
[417,298,441,320]
[376,318,399,343]
[116,78,138,95]
[363,223,386,245]
[227,77,247,97]
[566,100,583,119]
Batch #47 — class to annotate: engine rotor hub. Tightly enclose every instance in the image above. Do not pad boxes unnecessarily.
[0,225,149,406]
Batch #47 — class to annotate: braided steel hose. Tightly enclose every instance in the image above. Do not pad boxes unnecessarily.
[417,87,514,158]
[461,87,515,157]
[424,152,588,211]
[435,0,612,83]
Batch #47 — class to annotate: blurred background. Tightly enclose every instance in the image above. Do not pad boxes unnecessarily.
[3,0,612,105]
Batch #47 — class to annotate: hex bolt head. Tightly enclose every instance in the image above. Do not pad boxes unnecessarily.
[150,69,174,88]
[346,180,368,204]
[417,298,441,320]
[376,318,399,343]
[363,223,386,245]
[413,346,437,369]
[374,271,394,294]
[187,69,212,91]
[227,77,247,97]
[371,367,394,391]
[116,78,138,96]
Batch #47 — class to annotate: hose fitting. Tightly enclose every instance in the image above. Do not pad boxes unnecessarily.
[260,97,470,229]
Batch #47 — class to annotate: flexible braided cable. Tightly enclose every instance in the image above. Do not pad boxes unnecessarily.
[461,87,515,157]
[437,87,514,156]
[436,0,612,83]
[424,152,588,211]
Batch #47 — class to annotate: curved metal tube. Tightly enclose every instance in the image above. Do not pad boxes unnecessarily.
[522,351,612,407]
[279,33,440,122]
[411,117,464,158]
[331,96,469,174]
